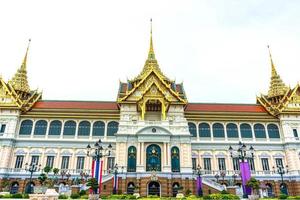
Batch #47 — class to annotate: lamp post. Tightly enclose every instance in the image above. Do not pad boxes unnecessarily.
[220,171,226,184]
[87,139,112,194]
[229,141,254,198]
[109,164,124,194]
[214,173,220,183]
[25,162,41,194]
[273,165,288,194]
[232,174,237,185]
[193,165,203,196]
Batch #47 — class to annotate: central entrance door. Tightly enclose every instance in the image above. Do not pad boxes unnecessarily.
[148,181,160,196]
[146,144,161,171]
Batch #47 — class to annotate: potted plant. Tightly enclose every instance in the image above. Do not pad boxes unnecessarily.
[246,178,260,200]
[86,178,99,200]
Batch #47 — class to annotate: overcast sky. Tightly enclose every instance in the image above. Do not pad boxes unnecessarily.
[0,0,299,103]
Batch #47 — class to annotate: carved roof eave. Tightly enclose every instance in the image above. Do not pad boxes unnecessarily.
[0,78,42,112]
[256,95,279,117]
[118,69,186,104]
[280,84,300,113]
[134,81,186,105]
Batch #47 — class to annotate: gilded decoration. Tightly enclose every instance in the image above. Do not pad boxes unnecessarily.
[0,40,41,112]
[257,47,300,116]
[117,20,187,120]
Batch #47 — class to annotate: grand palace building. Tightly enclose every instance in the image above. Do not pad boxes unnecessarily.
[0,28,300,197]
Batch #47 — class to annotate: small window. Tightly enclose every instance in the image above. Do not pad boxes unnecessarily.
[76,157,85,170]
[46,156,54,168]
[192,158,197,170]
[204,158,211,171]
[93,121,105,136]
[218,158,226,170]
[0,124,6,133]
[254,124,266,138]
[15,155,24,169]
[31,156,39,165]
[293,129,298,138]
[232,158,240,170]
[61,156,70,169]
[34,120,48,135]
[261,158,270,171]
[49,121,62,135]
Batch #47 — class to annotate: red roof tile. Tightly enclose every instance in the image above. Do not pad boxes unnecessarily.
[33,101,119,110]
[185,103,267,113]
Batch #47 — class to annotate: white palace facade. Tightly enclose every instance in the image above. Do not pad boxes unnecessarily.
[0,31,300,196]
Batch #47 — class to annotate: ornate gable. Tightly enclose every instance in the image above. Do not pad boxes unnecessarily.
[117,21,187,120]
[0,40,42,112]
[257,46,300,116]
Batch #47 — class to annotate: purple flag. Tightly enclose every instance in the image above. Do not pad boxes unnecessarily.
[240,161,251,195]
[196,176,203,196]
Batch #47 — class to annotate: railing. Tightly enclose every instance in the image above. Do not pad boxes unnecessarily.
[202,177,225,191]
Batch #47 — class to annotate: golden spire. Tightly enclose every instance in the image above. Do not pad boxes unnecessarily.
[131,19,169,82]
[10,39,31,93]
[267,45,288,98]
[148,18,155,60]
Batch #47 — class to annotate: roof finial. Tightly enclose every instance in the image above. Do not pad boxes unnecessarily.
[148,18,155,60]
[267,45,278,77]
[9,39,31,93]
[21,39,31,70]
[266,45,288,98]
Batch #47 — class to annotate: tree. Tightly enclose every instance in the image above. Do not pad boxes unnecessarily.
[86,178,99,194]
[246,177,260,195]
[43,166,52,175]
[53,168,59,175]
[38,173,48,185]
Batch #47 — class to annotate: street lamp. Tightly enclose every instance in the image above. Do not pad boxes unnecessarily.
[273,165,288,194]
[229,141,254,198]
[87,139,112,194]
[25,162,41,194]
[109,164,124,194]
[214,173,220,183]
[193,165,203,196]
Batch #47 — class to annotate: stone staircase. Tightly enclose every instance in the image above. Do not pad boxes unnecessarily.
[202,177,226,191]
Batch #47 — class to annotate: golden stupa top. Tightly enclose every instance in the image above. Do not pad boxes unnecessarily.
[9,39,31,93]
[131,19,171,83]
[267,46,288,98]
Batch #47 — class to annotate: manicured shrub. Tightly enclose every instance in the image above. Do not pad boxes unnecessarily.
[79,190,86,196]
[279,193,289,199]
[11,193,23,198]
[287,196,300,199]
[203,193,239,200]
[70,193,80,199]
[80,194,89,199]
[23,193,29,198]
[58,194,68,199]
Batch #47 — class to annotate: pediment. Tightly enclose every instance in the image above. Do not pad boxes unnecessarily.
[120,70,186,104]
[136,126,171,135]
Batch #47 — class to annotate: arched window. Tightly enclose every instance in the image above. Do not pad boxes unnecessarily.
[171,147,180,172]
[188,122,197,137]
[19,120,33,135]
[107,121,118,136]
[254,124,266,138]
[78,121,90,136]
[267,124,280,138]
[240,123,252,138]
[226,123,238,138]
[213,123,225,138]
[63,120,76,135]
[49,120,62,135]
[34,120,48,135]
[199,123,211,137]
[127,146,136,172]
[92,121,105,136]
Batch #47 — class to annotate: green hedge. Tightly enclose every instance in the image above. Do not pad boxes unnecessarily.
[203,194,239,200]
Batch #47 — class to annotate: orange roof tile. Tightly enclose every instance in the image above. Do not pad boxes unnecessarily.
[185,103,267,113]
[33,101,119,110]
